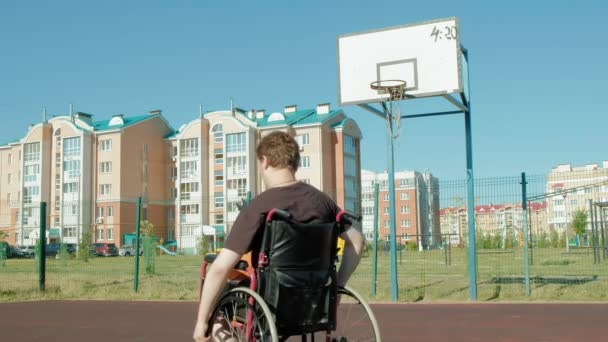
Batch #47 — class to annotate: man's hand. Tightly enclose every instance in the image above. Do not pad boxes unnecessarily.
[193,319,209,342]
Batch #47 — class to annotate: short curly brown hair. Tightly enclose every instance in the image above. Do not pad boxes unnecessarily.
[256,131,300,172]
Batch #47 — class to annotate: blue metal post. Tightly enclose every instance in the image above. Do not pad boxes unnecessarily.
[386,108,399,301]
[521,173,531,296]
[463,49,478,301]
[371,183,379,298]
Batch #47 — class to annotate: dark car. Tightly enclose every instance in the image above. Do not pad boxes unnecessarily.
[90,243,119,257]
[45,243,62,257]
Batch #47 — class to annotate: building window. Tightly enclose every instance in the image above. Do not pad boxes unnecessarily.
[215,192,224,208]
[215,149,224,165]
[63,160,81,178]
[227,156,247,175]
[344,156,357,177]
[180,182,199,200]
[383,193,389,201]
[295,134,309,146]
[400,193,409,200]
[63,137,81,157]
[99,161,112,173]
[99,184,112,196]
[227,178,247,197]
[383,207,389,215]
[97,229,104,240]
[180,161,198,179]
[180,204,200,214]
[343,135,357,156]
[171,167,178,179]
[7,173,11,185]
[107,227,113,240]
[399,179,408,187]
[62,227,76,237]
[172,188,178,199]
[63,182,78,193]
[400,206,409,214]
[180,138,199,157]
[215,170,224,187]
[584,188,593,194]
[23,186,40,204]
[299,156,311,169]
[96,207,104,218]
[100,139,112,151]
[215,214,224,225]
[212,124,223,144]
[226,132,246,153]
[107,206,113,217]
[24,142,41,162]
[553,199,564,206]
[401,220,410,228]
[7,153,12,164]
[24,165,40,183]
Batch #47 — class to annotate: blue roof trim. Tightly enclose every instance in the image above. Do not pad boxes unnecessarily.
[92,115,152,131]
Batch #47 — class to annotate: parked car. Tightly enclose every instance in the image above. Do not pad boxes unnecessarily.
[15,245,36,258]
[45,243,62,257]
[118,245,142,257]
[90,243,119,257]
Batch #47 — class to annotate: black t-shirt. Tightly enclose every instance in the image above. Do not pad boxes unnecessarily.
[224,182,342,255]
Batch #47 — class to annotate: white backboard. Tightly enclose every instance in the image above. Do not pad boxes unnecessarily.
[337,17,462,106]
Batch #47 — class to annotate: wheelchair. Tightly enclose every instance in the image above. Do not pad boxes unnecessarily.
[200,209,381,342]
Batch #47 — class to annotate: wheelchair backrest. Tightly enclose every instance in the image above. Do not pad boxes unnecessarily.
[257,212,340,336]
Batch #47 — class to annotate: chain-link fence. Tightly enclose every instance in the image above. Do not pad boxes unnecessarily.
[1,171,607,302]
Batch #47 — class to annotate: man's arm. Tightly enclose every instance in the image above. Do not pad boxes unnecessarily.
[336,226,366,287]
[193,248,241,341]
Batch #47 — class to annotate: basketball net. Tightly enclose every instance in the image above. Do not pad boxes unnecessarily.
[371,80,405,139]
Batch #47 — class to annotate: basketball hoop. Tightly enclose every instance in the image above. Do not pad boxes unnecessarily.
[370,80,406,101]
[370,80,405,138]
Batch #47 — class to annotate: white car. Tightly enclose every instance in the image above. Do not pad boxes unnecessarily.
[118,245,142,257]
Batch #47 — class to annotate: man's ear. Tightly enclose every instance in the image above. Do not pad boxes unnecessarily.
[261,156,270,170]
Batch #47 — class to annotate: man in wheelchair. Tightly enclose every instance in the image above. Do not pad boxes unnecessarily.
[193,132,369,342]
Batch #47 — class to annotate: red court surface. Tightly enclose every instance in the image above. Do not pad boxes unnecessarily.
[1,301,607,341]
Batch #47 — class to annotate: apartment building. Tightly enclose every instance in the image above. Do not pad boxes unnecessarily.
[168,103,362,253]
[360,169,440,249]
[0,104,361,252]
[440,202,547,246]
[546,161,608,233]
[0,111,173,247]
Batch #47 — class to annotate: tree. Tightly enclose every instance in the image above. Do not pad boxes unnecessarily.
[197,235,209,256]
[571,209,588,241]
[140,220,156,275]
[78,229,92,262]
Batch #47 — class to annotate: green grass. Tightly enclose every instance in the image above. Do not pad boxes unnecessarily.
[1,248,607,302]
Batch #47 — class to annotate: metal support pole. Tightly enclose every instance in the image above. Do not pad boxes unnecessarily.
[463,48,477,301]
[588,200,597,264]
[385,106,399,301]
[601,207,607,260]
[134,197,142,292]
[39,202,47,291]
[521,173,531,296]
[464,108,477,300]
[371,183,379,298]
[528,200,534,265]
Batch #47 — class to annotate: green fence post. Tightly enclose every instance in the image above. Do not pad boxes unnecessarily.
[521,173,531,296]
[39,202,47,291]
[371,183,379,298]
[134,197,142,293]
[246,191,252,205]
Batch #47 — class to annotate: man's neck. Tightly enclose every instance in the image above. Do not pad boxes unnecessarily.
[265,170,298,188]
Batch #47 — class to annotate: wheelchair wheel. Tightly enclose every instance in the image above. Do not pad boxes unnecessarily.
[332,285,381,342]
[209,287,278,342]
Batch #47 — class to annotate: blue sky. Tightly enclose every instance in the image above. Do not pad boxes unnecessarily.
[1,0,606,180]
